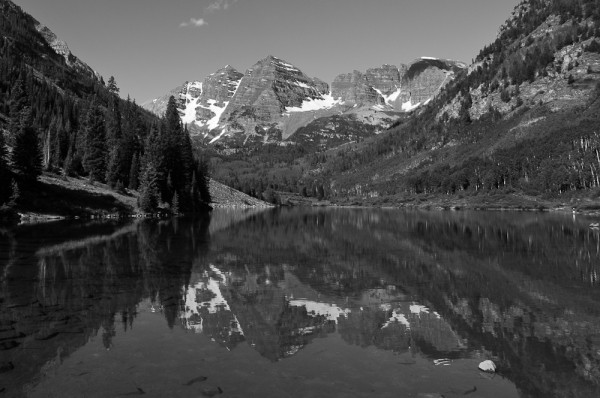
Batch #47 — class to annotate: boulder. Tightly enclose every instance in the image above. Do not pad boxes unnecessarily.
[478,359,496,372]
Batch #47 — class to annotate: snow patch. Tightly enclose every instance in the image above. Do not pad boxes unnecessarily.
[402,99,421,112]
[289,299,350,324]
[373,87,403,106]
[198,99,228,131]
[381,307,411,329]
[209,128,228,144]
[230,77,243,96]
[182,265,244,336]
[181,82,203,126]
[294,81,312,89]
[285,93,343,113]
[409,304,430,315]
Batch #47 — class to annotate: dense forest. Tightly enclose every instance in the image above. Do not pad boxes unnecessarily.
[0,0,210,216]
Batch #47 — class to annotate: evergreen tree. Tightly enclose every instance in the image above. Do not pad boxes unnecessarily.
[193,157,212,205]
[105,92,122,187]
[0,129,8,175]
[83,101,107,182]
[0,129,10,203]
[11,122,43,180]
[106,76,120,95]
[138,164,160,213]
[7,73,28,145]
[129,152,140,190]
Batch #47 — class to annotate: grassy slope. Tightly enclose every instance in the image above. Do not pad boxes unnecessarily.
[12,173,271,221]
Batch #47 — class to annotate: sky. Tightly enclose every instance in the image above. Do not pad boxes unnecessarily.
[15,0,520,104]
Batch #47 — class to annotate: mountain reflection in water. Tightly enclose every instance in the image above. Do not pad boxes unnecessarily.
[1,209,600,397]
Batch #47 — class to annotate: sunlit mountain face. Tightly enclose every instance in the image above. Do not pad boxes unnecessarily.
[2,209,600,397]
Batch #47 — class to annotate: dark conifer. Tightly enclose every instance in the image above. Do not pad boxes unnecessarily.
[106,76,120,95]
[83,101,107,182]
[0,130,10,204]
[0,129,8,175]
[129,152,140,190]
[138,164,160,212]
[11,122,43,180]
[7,73,28,144]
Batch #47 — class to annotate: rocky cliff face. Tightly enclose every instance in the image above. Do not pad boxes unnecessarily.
[34,23,96,79]
[143,55,464,148]
[331,58,465,112]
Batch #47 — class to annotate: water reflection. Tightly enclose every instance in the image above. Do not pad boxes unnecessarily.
[1,209,600,397]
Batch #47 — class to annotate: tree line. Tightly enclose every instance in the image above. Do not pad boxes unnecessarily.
[0,69,210,214]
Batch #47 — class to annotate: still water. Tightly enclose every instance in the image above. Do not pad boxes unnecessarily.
[1,208,600,397]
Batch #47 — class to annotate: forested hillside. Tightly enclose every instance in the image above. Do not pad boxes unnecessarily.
[0,0,210,218]
[266,0,600,207]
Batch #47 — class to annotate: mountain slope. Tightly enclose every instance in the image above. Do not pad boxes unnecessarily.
[304,0,600,206]
[0,0,213,217]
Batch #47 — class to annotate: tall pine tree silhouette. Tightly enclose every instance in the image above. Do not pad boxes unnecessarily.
[83,99,107,182]
[11,108,43,181]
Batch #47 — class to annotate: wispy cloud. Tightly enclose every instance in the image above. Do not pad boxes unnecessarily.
[206,0,238,13]
[180,18,207,28]
[179,0,238,28]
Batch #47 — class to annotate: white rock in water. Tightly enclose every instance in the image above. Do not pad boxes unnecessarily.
[478,360,496,372]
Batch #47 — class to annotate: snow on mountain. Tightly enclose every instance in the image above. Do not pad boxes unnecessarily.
[288,299,350,324]
[181,81,203,125]
[181,264,245,337]
[285,93,343,113]
[143,55,465,148]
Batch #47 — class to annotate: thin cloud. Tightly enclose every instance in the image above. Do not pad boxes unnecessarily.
[180,1,238,28]
[180,18,207,28]
[205,0,238,14]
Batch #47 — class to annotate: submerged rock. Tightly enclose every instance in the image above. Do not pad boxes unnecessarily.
[478,360,496,372]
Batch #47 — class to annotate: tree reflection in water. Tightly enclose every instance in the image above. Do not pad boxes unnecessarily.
[1,209,600,397]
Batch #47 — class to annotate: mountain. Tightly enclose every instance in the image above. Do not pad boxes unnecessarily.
[307,0,600,206]
[331,58,465,111]
[201,0,600,208]
[143,56,464,150]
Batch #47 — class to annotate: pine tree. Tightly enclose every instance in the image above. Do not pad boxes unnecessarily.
[83,101,107,182]
[11,123,43,180]
[128,152,140,190]
[0,129,8,175]
[7,73,29,145]
[156,96,191,206]
[194,157,212,204]
[0,129,10,203]
[138,164,160,213]
[105,93,122,187]
[106,76,120,95]
[7,179,19,207]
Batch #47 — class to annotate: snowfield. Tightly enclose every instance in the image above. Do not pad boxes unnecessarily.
[285,93,343,113]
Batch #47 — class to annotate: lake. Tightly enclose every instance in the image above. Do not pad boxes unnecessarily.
[1,208,600,397]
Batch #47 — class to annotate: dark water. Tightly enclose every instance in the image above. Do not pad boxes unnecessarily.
[1,209,600,398]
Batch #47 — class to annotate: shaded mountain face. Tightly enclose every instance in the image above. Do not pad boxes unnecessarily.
[143,56,464,150]
[331,58,465,111]
[0,0,99,92]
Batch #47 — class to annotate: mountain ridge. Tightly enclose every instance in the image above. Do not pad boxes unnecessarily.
[142,55,464,149]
